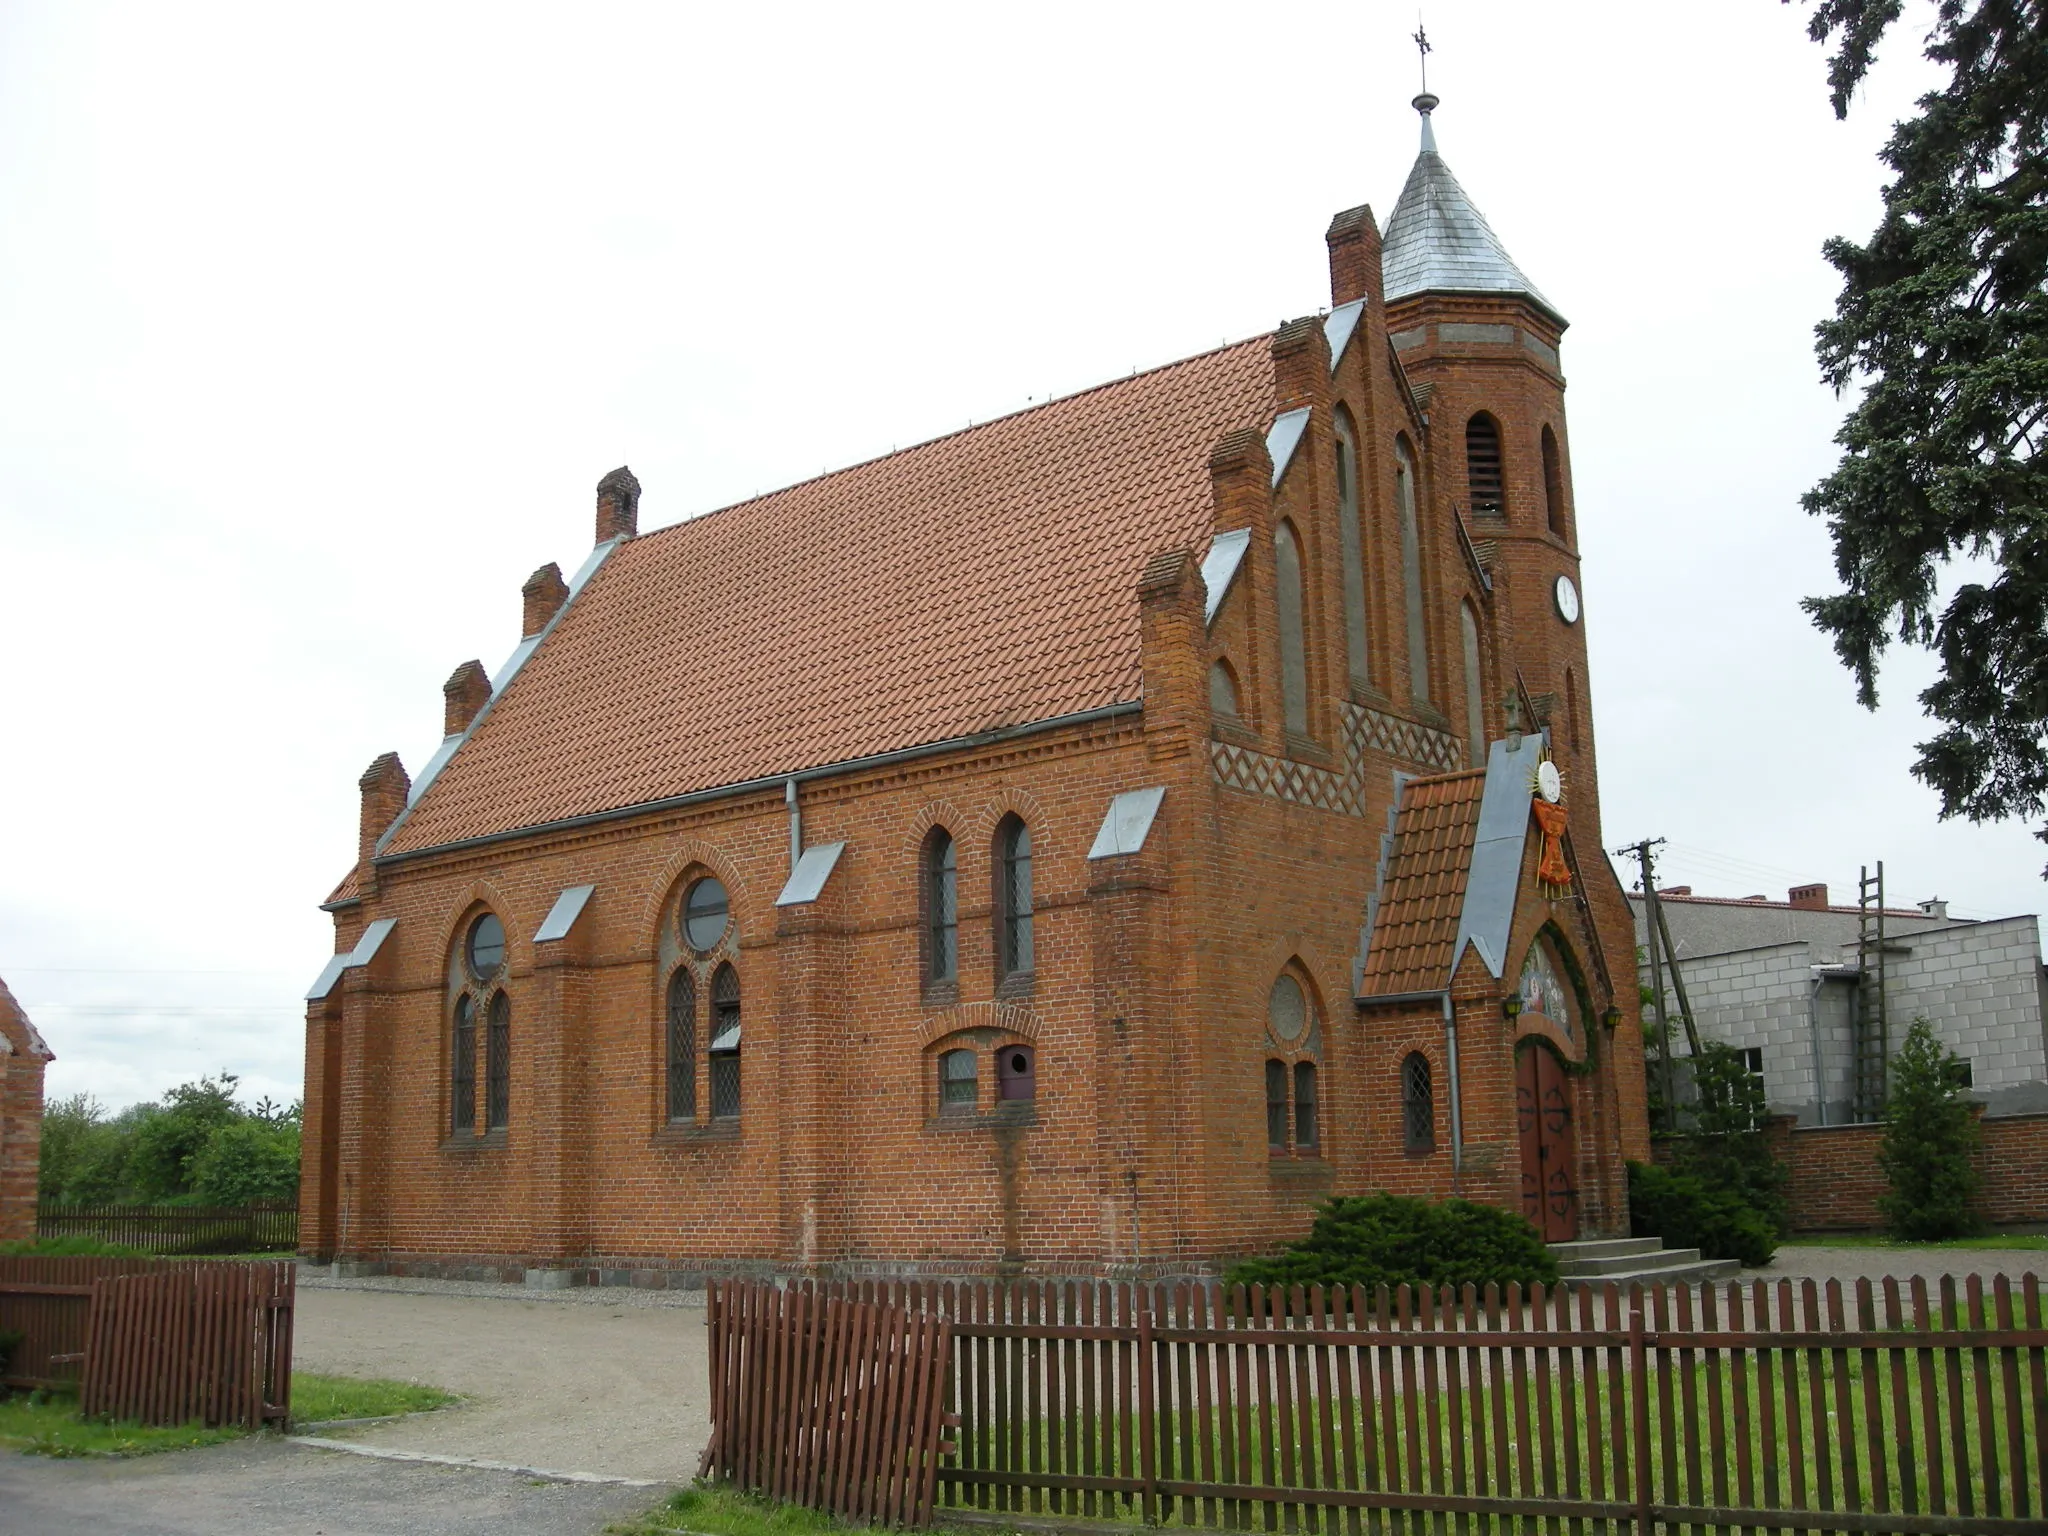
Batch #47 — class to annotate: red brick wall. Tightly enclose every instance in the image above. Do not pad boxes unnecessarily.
[303,203,1647,1277]
[0,1051,46,1246]
[1764,1113,2048,1233]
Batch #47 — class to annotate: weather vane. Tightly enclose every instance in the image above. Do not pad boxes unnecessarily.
[1413,20,1431,95]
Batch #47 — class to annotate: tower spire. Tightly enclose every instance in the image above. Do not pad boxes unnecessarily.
[1411,24,1439,153]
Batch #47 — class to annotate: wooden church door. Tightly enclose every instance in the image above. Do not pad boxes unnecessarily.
[1516,1042,1580,1242]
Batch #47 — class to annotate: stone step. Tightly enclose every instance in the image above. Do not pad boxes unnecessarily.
[1560,1255,1742,1290]
[1556,1244,1704,1277]
[1548,1236,1662,1263]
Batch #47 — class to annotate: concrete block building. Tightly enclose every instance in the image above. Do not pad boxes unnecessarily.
[1632,885,2048,1124]
[304,95,1651,1282]
[0,975,53,1245]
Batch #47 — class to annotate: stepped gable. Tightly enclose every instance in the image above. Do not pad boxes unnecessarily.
[386,337,1275,857]
[1358,768,1488,996]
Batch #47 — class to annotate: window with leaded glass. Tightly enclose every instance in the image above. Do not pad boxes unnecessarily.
[939,1048,978,1115]
[667,969,697,1121]
[1403,1051,1434,1153]
[1265,1059,1288,1151]
[485,991,510,1130]
[997,816,1033,979]
[451,994,476,1134]
[1293,1060,1318,1150]
[925,828,957,983]
[708,962,741,1120]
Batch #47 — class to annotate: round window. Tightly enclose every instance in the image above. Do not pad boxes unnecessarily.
[1268,973,1309,1045]
[684,877,731,952]
[466,913,505,979]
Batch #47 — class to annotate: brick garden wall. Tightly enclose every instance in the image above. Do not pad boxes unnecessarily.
[1759,1113,2048,1232]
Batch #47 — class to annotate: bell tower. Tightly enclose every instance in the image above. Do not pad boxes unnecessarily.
[1380,92,1603,835]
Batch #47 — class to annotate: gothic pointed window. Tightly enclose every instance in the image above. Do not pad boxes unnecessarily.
[1460,601,1485,768]
[1275,520,1309,736]
[1265,1059,1288,1150]
[1395,436,1430,703]
[485,991,511,1130]
[924,828,957,984]
[1209,659,1241,719]
[1466,413,1504,517]
[1403,1052,1435,1153]
[1518,936,1578,1041]
[451,994,476,1134]
[1542,425,1568,538]
[709,962,741,1119]
[666,968,697,1121]
[1334,406,1369,689]
[449,908,507,1138]
[996,815,1033,980]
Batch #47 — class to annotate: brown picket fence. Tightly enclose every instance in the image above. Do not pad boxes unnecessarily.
[708,1274,2047,1534]
[0,1254,191,1389]
[79,1261,294,1430]
[37,1202,298,1255]
[702,1281,956,1526]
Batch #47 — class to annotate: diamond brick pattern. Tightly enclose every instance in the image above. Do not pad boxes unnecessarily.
[1211,702,1464,818]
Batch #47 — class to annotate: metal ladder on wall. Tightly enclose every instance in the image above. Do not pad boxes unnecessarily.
[1852,861,1888,1121]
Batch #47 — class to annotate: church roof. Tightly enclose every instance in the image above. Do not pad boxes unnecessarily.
[1357,768,1489,997]
[1380,103,1563,327]
[0,973,53,1062]
[381,337,1276,858]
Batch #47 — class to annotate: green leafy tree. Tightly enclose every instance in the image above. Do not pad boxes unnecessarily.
[35,1094,130,1205]
[188,1118,301,1206]
[1793,1,2048,862]
[122,1075,243,1202]
[1878,1016,1983,1238]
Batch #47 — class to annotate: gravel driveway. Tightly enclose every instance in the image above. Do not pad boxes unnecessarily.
[291,1275,710,1483]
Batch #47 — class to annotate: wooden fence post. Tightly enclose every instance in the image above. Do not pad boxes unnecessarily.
[1630,1301,1652,1536]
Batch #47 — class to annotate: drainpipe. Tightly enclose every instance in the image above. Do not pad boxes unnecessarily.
[785,777,801,876]
[1443,993,1465,1179]
[1807,971,1829,1127]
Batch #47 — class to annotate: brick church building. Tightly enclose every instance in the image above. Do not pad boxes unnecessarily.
[304,95,1651,1280]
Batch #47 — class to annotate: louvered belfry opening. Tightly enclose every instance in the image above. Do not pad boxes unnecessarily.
[1465,413,1504,516]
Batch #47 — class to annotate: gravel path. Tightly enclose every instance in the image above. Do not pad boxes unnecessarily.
[0,1436,658,1536]
[291,1276,709,1484]
[1751,1244,2046,1292]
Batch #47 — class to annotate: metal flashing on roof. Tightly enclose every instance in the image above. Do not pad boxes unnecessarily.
[535,884,595,943]
[306,916,398,1001]
[1448,735,1546,981]
[1323,300,1365,373]
[1266,408,1311,490]
[1199,528,1251,626]
[396,536,623,818]
[1088,786,1166,860]
[776,842,847,907]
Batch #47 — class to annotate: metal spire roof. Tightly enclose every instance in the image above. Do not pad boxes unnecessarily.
[1381,94,1564,327]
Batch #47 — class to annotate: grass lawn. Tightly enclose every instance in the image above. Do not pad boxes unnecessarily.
[1782,1232,2048,1250]
[0,1371,458,1459]
[610,1485,990,1536]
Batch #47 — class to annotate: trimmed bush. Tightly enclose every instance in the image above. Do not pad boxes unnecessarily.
[1628,1161,1777,1267]
[1879,1017,1982,1240]
[1225,1194,1559,1294]
[0,1236,150,1258]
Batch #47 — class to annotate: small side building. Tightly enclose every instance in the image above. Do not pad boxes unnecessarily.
[0,975,54,1245]
[1631,884,2048,1124]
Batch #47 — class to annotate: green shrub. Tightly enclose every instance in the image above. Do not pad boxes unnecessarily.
[1879,1018,1982,1241]
[1628,1161,1777,1267]
[188,1119,300,1206]
[0,1236,150,1258]
[1679,1045,1790,1237]
[1225,1194,1559,1294]
[0,1329,20,1378]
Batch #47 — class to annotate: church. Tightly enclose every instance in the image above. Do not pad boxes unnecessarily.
[302,94,1651,1281]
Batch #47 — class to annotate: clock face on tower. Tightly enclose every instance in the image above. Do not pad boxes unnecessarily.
[1553,574,1581,625]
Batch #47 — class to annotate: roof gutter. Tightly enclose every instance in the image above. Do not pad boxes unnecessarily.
[373,699,1144,870]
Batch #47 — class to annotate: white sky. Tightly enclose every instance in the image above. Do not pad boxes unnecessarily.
[3,2,2035,1113]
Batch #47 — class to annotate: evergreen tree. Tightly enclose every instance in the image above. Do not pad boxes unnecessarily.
[1877,1016,1982,1239]
[1681,1044,1791,1238]
[1794,2,2048,863]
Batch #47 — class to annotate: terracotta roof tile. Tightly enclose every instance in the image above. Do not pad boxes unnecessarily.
[384,338,1275,856]
[0,973,53,1061]
[1359,769,1488,997]
[322,867,362,909]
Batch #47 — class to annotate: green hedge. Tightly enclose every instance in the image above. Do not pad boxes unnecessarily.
[1226,1194,1559,1294]
[1627,1161,1777,1267]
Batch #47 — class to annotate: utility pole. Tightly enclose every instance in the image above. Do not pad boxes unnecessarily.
[1621,838,1676,1131]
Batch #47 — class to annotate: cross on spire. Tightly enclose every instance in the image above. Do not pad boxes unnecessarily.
[1413,21,1431,95]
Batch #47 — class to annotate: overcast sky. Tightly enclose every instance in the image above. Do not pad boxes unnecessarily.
[2,2,2033,1112]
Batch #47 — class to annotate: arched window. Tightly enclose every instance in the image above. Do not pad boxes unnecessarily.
[1542,425,1568,538]
[1466,413,1504,517]
[939,1048,978,1115]
[1209,659,1240,719]
[1293,1061,1318,1150]
[996,815,1033,980]
[924,828,957,983]
[1460,601,1485,768]
[451,994,477,1134]
[1395,437,1430,703]
[1333,406,1369,690]
[1403,1052,1435,1153]
[450,909,507,1137]
[666,969,697,1121]
[1274,520,1309,736]
[709,962,741,1118]
[683,876,730,953]
[1517,936,1579,1041]
[1565,667,1582,754]
[998,1043,1036,1101]
[1265,1059,1288,1150]
[485,991,511,1130]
